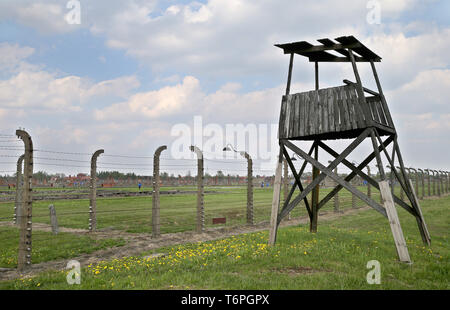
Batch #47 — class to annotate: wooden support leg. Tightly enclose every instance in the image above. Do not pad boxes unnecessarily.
[379,181,411,263]
[408,179,431,245]
[310,143,319,233]
[269,152,283,246]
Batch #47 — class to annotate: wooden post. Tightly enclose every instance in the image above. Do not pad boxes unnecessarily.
[268,153,283,245]
[152,146,167,238]
[310,144,319,232]
[379,181,411,263]
[16,129,33,271]
[190,146,204,233]
[89,149,104,232]
[48,204,58,235]
[14,154,25,225]
[283,158,290,219]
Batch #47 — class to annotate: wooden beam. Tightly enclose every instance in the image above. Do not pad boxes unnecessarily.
[280,142,312,218]
[379,181,411,263]
[286,53,294,95]
[279,42,362,54]
[308,56,380,63]
[283,140,387,218]
[343,79,379,96]
[278,129,372,220]
[268,152,283,245]
[317,140,416,217]
[348,49,373,125]
[316,135,394,211]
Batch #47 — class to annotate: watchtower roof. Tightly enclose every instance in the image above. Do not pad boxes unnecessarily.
[275,35,381,62]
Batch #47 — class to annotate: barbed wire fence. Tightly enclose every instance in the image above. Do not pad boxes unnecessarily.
[0,131,449,271]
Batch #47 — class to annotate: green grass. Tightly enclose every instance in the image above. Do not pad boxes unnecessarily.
[0,226,125,268]
[1,195,447,290]
[0,185,384,234]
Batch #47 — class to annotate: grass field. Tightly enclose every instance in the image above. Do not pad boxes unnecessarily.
[0,185,382,234]
[0,193,448,290]
[0,184,414,270]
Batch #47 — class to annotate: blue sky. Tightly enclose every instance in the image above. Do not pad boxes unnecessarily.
[0,0,449,176]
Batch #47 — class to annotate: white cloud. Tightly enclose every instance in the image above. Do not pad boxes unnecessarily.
[95,76,203,120]
[0,1,80,34]
[0,43,35,73]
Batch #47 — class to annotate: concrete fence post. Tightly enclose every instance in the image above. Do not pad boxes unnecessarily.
[387,165,394,199]
[152,145,167,238]
[409,167,419,200]
[418,168,425,200]
[16,129,33,271]
[244,152,254,225]
[89,149,104,232]
[14,154,25,225]
[397,166,405,201]
[433,170,440,197]
[438,171,445,196]
[333,167,339,212]
[430,170,436,196]
[190,146,204,233]
[49,204,58,234]
[445,171,450,193]
[425,169,431,197]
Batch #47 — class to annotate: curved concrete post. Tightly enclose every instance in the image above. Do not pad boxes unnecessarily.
[446,171,450,193]
[409,168,419,200]
[433,170,440,197]
[89,149,104,231]
[418,169,425,200]
[190,146,204,233]
[429,170,436,196]
[424,169,431,197]
[439,170,445,194]
[152,145,167,238]
[240,151,253,225]
[14,154,25,225]
[386,165,394,197]
[16,129,33,271]
[397,166,405,201]
[334,166,339,212]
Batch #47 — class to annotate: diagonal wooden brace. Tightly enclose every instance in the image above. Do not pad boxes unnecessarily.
[280,142,312,218]
[316,135,394,211]
[277,128,372,222]
[318,140,416,217]
[283,139,387,219]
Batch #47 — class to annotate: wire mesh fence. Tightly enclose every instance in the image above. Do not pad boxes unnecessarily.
[0,142,449,270]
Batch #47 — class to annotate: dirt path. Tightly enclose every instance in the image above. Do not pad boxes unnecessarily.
[0,206,371,281]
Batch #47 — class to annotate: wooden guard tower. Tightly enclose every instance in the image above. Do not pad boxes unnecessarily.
[268,35,431,263]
